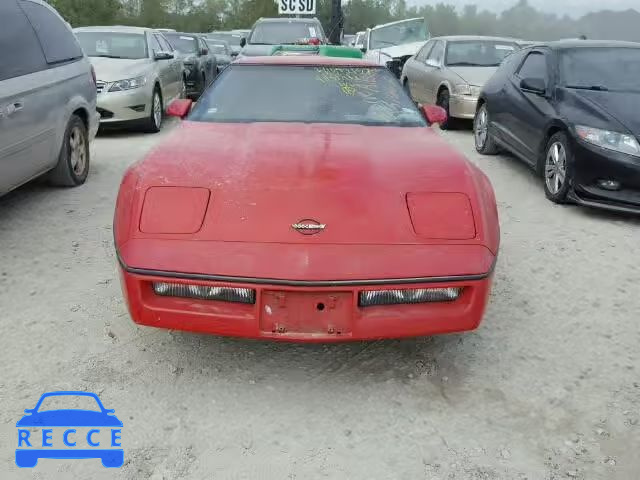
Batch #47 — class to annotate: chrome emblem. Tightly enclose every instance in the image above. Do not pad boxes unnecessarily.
[291,219,326,235]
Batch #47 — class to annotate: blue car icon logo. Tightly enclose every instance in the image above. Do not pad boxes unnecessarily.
[16,391,123,468]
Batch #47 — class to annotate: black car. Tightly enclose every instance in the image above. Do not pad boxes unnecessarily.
[164,32,217,99]
[239,17,327,57]
[204,38,232,72]
[474,40,640,214]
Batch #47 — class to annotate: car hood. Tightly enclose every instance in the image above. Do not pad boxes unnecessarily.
[369,41,427,62]
[560,88,640,137]
[448,66,498,87]
[16,410,123,427]
[129,122,484,246]
[89,57,152,82]
[240,44,275,57]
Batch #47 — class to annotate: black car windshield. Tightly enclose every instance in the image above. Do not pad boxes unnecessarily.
[446,41,518,66]
[210,33,242,46]
[76,32,148,59]
[205,42,228,54]
[560,47,640,92]
[164,34,198,54]
[189,65,426,127]
[249,22,323,45]
[369,19,428,50]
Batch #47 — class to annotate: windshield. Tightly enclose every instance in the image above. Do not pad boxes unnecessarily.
[189,65,425,127]
[249,22,323,45]
[164,34,198,54]
[560,47,640,92]
[75,32,148,59]
[36,395,102,412]
[445,41,518,67]
[209,32,242,46]
[205,41,228,55]
[369,19,428,50]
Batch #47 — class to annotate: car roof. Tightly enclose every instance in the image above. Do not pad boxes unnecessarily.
[543,39,640,49]
[255,17,320,24]
[233,55,380,67]
[431,35,521,43]
[371,17,423,30]
[73,25,152,34]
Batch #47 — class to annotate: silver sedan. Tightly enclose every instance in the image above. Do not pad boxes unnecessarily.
[75,26,185,132]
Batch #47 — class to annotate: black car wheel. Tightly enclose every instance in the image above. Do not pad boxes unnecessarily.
[143,87,163,133]
[49,114,90,187]
[436,89,452,130]
[543,132,574,204]
[474,104,498,155]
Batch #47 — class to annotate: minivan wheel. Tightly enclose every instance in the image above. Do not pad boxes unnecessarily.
[49,115,90,187]
[543,132,573,204]
[144,88,163,133]
[474,104,498,155]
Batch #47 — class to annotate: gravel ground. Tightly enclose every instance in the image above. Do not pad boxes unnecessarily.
[0,120,638,480]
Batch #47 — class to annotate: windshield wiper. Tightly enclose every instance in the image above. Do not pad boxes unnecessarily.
[91,54,125,59]
[565,84,609,91]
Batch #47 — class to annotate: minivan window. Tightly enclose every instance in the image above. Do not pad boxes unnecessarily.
[518,52,547,81]
[20,0,83,64]
[76,32,148,60]
[0,0,47,81]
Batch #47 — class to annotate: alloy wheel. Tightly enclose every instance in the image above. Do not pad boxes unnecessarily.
[474,106,488,149]
[153,92,162,129]
[69,126,86,175]
[545,142,567,194]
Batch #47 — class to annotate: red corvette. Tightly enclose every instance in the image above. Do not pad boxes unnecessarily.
[114,56,499,342]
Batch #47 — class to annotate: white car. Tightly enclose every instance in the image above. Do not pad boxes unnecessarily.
[362,18,429,77]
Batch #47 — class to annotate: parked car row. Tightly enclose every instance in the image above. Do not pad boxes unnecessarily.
[401,35,640,214]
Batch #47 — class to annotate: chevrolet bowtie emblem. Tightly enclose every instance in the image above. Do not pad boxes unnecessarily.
[291,219,326,235]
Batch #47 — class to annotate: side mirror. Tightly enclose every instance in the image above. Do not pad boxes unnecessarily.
[520,77,546,95]
[200,48,208,56]
[425,58,440,68]
[166,98,193,119]
[239,37,246,48]
[421,104,448,126]
[154,51,174,60]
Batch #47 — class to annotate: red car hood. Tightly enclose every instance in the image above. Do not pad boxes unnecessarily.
[131,121,482,246]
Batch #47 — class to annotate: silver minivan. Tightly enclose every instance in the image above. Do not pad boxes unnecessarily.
[0,0,99,196]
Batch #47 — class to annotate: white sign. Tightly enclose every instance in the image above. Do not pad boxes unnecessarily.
[278,0,316,15]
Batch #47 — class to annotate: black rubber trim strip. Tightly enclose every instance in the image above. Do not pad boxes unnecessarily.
[116,249,497,287]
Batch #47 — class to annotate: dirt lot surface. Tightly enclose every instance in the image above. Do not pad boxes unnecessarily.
[1,120,638,479]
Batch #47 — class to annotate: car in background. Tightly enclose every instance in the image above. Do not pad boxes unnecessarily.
[209,31,244,57]
[239,17,327,57]
[0,0,98,196]
[163,32,217,100]
[204,39,232,72]
[474,40,640,213]
[401,36,519,129]
[74,26,184,133]
[114,55,499,341]
[342,34,356,46]
[361,18,429,77]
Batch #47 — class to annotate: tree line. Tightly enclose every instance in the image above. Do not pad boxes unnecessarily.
[47,0,640,42]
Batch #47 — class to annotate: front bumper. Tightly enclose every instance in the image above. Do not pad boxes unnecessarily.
[96,85,153,124]
[570,137,640,213]
[118,264,494,342]
[449,94,478,119]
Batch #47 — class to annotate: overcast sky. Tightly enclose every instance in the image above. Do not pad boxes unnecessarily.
[408,0,640,17]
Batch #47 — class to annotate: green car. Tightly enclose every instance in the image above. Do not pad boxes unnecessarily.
[270,45,363,59]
